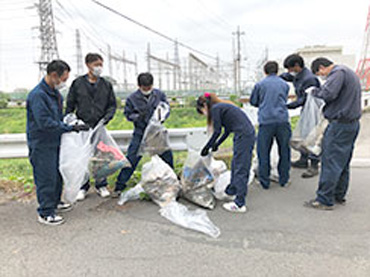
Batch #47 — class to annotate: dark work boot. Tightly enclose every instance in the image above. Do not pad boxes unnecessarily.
[291,158,308,169]
[301,166,319,178]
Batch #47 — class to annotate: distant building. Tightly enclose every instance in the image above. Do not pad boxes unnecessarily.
[296,45,356,70]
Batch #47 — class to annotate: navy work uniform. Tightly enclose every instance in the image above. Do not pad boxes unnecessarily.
[281,67,321,167]
[250,74,291,188]
[202,103,255,207]
[114,89,174,192]
[66,75,117,191]
[311,65,361,206]
[26,79,73,217]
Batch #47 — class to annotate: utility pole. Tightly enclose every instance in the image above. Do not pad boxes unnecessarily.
[75,29,83,76]
[174,39,181,91]
[232,26,245,96]
[36,0,59,77]
[147,43,151,72]
[107,44,113,77]
[123,50,128,92]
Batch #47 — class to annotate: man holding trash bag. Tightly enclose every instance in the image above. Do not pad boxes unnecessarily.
[113,72,174,197]
[250,61,291,189]
[304,58,361,210]
[66,53,117,200]
[27,60,89,225]
[281,54,321,178]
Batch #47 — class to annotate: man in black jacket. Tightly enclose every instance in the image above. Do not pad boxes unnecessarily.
[280,54,321,178]
[66,53,117,200]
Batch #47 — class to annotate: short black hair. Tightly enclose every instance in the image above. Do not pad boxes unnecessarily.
[283,54,304,69]
[264,61,279,75]
[46,60,71,77]
[311,57,334,74]
[138,72,154,87]
[85,53,103,64]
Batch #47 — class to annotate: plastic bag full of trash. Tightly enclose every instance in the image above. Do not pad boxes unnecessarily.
[117,184,145,206]
[140,155,180,207]
[291,93,327,156]
[89,121,131,181]
[59,114,93,203]
[160,201,220,238]
[138,102,171,156]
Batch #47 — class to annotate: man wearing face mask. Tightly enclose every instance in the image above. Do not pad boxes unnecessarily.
[304,57,361,210]
[280,54,321,178]
[27,60,89,225]
[66,53,117,200]
[113,72,174,197]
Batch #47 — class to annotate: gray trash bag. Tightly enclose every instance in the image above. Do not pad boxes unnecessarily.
[140,155,181,207]
[138,102,171,156]
[181,149,216,209]
[291,93,327,156]
[117,184,145,206]
[159,201,220,238]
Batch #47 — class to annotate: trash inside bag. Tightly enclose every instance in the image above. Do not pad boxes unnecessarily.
[140,155,180,207]
[138,102,171,156]
[59,114,93,203]
[117,184,145,206]
[89,122,131,181]
[291,93,327,156]
[203,156,227,178]
[160,201,220,238]
[181,150,215,192]
[182,186,216,209]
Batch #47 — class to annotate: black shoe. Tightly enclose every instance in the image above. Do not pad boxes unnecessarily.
[304,199,333,210]
[291,159,308,169]
[301,167,319,178]
[335,198,346,205]
[57,202,73,213]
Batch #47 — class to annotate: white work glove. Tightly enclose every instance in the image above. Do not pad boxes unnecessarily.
[305,86,316,94]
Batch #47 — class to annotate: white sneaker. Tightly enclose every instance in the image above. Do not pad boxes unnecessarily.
[38,214,65,226]
[57,202,73,213]
[96,187,110,198]
[222,202,247,213]
[76,189,87,201]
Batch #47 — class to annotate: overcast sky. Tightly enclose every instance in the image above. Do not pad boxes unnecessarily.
[0,0,369,91]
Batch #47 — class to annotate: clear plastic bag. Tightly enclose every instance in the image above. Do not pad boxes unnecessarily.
[181,149,215,192]
[117,184,145,206]
[291,93,327,155]
[212,170,231,200]
[59,114,93,203]
[89,122,131,181]
[140,155,180,207]
[159,201,220,238]
[138,102,171,156]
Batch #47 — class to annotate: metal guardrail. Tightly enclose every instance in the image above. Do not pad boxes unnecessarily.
[0,128,208,159]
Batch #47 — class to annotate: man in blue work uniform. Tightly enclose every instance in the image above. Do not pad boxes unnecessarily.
[281,54,321,178]
[250,61,291,189]
[27,60,89,225]
[66,53,117,201]
[113,72,173,196]
[305,58,361,210]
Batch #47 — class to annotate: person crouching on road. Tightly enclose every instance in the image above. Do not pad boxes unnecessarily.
[27,60,89,226]
[250,61,292,189]
[66,53,117,201]
[197,93,255,213]
[113,72,174,197]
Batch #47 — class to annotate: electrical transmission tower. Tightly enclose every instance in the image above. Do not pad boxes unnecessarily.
[356,4,370,91]
[232,26,245,96]
[75,29,83,76]
[36,0,59,77]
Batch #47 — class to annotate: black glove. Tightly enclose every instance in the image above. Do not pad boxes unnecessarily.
[103,116,111,125]
[212,144,219,152]
[72,124,90,133]
[201,146,210,157]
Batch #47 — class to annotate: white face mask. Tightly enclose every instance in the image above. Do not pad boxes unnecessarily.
[319,75,327,82]
[92,66,103,77]
[55,81,66,90]
[141,89,152,95]
[289,71,297,77]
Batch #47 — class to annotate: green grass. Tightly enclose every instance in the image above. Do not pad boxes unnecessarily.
[0,108,27,134]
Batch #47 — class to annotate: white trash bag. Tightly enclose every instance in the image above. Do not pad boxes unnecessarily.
[212,170,231,200]
[160,201,220,238]
[117,184,145,206]
[291,93,327,156]
[59,114,93,203]
[138,102,171,156]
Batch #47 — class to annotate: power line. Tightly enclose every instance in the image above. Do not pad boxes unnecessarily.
[91,0,218,61]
